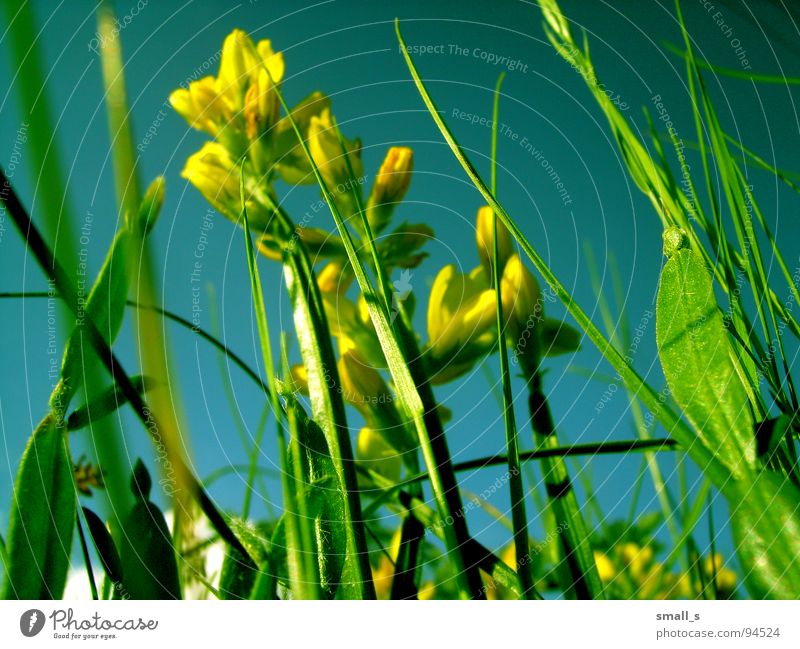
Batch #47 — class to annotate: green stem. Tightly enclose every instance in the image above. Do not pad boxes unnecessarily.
[489,72,535,597]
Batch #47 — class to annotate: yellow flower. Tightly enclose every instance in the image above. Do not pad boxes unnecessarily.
[501,254,542,330]
[181,142,239,215]
[338,350,393,418]
[702,553,737,598]
[244,68,280,141]
[217,30,283,111]
[372,528,403,599]
[366,147,413,233]
[356,427,402,485]
[500,254,543,373]
[270,91,331,184]
[417,581,436,600]
[427,264,497,380]
[181,142,271,228]
[476,205,514,277]
[169,76,228,137]
[308,107,363,215]
[322,292,384,368]
[316,260,353,294]
[594,551,616,583]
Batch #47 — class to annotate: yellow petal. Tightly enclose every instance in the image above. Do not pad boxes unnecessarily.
[356,427,401,483]
[256,39,285,83]
[366,147,413,232]
[476,205,514,276]
[217,29,260,109]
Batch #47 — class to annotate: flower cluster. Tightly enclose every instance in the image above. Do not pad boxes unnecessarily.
[171,29,575,491]
[593,543,737,600]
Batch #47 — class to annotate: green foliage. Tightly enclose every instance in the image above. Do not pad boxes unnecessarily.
[656,242,756,476]
[1,416,75,599]
[729,472,800,598]
[116,461,182,599]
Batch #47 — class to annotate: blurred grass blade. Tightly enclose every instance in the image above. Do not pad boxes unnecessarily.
[655,233,756,477]
[97,0,197,549]
[1,0,79,276]
[1,415,75,599]
[394,17,729,489]
[97,0,141,221]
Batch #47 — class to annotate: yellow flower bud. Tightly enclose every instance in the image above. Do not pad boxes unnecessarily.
[476,205,514,276]
[216,29,262,111]
[501,254,542,331]
[366,147,413,233]
[133,176,165,235]
[427,264,497,363]
[317,260,353,294]
[288,364,309,395]
[308,108,363,216]
[181,142,239,217]
[272,92,331,185]
[338,350,392,414]
[321,293,384,369]
[417,581,436,600]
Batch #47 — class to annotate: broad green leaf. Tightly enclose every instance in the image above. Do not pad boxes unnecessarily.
[1,416,76,599]
[117,461,181,599]
[656,239,756,477]
[728,471,800,598]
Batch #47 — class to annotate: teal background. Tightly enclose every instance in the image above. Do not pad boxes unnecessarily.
[2,0,800,593]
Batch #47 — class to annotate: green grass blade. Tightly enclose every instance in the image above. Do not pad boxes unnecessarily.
[1,415,75,599]
[489,73,535,598]
[239,177,317,597]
